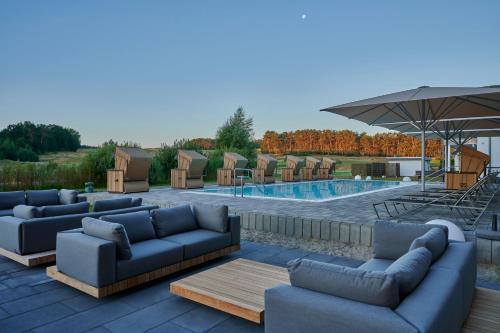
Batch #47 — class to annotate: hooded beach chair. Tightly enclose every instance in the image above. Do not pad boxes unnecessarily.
[107,147,153,193]
[318,157,336,179]
[252,154,277,184]
[305,156,321,180]
[281,155,305,182]
[171,150,208,189]
[217,152,248,186]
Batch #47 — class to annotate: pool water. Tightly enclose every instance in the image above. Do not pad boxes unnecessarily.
[191,179,414,202]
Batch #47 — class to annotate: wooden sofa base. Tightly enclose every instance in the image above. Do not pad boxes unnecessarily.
[46,244,240,298]
[0,247,56,267]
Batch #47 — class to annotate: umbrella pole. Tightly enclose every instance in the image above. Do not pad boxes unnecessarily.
[421,129,426,191]
[445,137,449,172]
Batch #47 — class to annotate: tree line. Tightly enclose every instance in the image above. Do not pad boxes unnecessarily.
[0,122,81,161]
[260,130,442,158]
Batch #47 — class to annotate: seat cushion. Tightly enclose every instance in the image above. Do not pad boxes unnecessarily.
[59,189,79,205]
[82,217,132,259]
[288,259,400,309]
[395,267,463,333]
[0,209,13,217]
[26,189,59,206]
[42,202,90,217]
[410,228,447,262]
[116,239,183,281]
[13,205,42,219]
[162,229,231,259]
[0,191,25,209]
[192,203,228,233]
[100,211,156,243]
[93,198,133,212]
[358,258,394,271]
[151,205,198,237]
[385,247,432,297]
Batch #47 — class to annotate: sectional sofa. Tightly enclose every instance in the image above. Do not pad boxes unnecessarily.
[0,189,87,217]
[47,203,240,298]
[0,194,158,266]
[265,221,476,333]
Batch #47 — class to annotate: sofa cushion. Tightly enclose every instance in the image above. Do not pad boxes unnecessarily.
[93,197,133,212]
[385,247,432,297]
[42,202,90,217]
[358,258,394,272]
[26,189,59,206]
[0,209,13,217]
[13,205,42,219]
[0,191,25,209]
[288,259,400,309]
[192,203,228,233]
[59,189,79,205]
[150,205,198,237]
[373,221,448,260]
[162,229,231,259]
[82,217,132,259]
[433,242,476,322]
[410,228,447,262]
[100,211,156,244]
[131,197,142,207]
[395,267,463,333]
[116,239,183,281]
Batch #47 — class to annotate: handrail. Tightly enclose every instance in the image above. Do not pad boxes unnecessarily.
[233,168,253,197]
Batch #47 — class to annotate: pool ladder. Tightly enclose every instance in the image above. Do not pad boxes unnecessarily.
[233,168,252,197]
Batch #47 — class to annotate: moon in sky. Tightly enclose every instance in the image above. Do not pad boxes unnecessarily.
[301,14,307,20]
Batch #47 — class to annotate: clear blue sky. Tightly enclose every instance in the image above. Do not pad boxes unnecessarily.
[1,0,499,147]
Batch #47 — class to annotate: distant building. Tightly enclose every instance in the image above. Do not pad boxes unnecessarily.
[477,137,500,171]
[386,157,431,177]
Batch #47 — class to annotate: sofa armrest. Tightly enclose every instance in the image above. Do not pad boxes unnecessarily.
[228,215,240,245]
[265,285,418,333]
[77,195,87,203]
[56,232,116,288]
[0,216,24,253]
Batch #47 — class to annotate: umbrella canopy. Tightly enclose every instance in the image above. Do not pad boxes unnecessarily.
[406,129,500,144]
[321,86,500,128]
[321,86,500,190]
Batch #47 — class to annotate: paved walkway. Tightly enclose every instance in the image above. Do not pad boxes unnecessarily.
[0,241,363,333]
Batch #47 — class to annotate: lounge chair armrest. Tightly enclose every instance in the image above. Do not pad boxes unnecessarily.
[228,215,240,245]
[56,232,116,287]
[0,216,24,253]
[265,285,418,333]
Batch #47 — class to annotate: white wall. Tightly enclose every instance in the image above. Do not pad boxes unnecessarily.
[477,137,500,170]
[387,158,431,177]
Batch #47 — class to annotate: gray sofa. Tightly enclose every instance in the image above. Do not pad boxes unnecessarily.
[55,203,240,291]
[265,221,476,333]
[0,196,157,255]
[0,189,87,217]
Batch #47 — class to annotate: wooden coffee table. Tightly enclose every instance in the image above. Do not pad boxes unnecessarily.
[170,258,289,323]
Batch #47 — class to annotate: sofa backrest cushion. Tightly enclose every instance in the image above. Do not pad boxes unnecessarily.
[42,202,90,217]
[0,191,25,209]
[373,221,448,260]
[93,198,132,212]
[26,189,60,206]
[385,247,432,297]
[150,205,198,237]
[192,203,228,233]
[59,189,79,205]
[409,228,447,263]
[100,211,156,243]
[82,217,132,259]
[288,259,400,309]
[13,205,42,219]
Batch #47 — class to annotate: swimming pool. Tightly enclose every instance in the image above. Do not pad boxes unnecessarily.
[189,179,415,202]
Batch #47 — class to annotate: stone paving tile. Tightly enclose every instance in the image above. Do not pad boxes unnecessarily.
[171,305,231,333]
[0,303,75,333]
[207,317,263,333]
[0,285,39,304]
[0,287,79,315]
[147,322,195,333]
[103,297,198,333]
